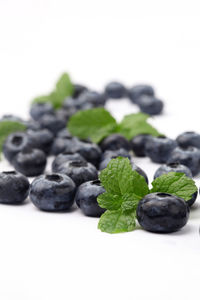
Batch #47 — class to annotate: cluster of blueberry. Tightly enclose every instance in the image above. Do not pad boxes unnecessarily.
[0,81,199,234]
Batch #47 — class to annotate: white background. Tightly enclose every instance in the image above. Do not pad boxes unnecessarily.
[0,1,200,299]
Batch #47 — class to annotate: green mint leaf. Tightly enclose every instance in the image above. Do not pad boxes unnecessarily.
[150,172,197,201]
[121,193,141,212]
[68,108,118,143]
[98,209,136,234]
[97,193,122,210]
[0,121,26,157]
[118,113,161,140]
[32,73,74,109]
[99,157,149,198]
[98,157,150,234]
[55,73,74,100]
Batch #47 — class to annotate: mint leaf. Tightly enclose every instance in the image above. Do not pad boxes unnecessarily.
[118,113,161,139]
[121,193,141,212]
[0,121,26,156]
[98,209,136,234]
[32,73,74,109]
[99,157,149,198]
[98,157,149,233]
[97,193,122,210]
[56,73,74,99]
[150,172,197,201]
[68,108,118,143]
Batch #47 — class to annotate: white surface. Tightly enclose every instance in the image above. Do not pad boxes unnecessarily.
[1,1,200,299]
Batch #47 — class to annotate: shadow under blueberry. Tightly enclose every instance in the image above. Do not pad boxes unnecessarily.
[31,203,78,214]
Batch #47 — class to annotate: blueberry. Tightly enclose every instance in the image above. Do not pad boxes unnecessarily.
[27,129,54,154]
[73,84,88,98]
[78,91,106,107]
[52,152,86,172]
[57,128,72,139]
[131,161,148,184]
[167,146,200,176]
[24,120,41,131]
[176,131,200,149]
[29,173,76,211]
[128,85,154,104]
[0,171,29,204]
[55,108,73,123]
[187,191,198,207]
[3,132,29,162]
[100,134,130,152]
[136,192,190,233]
[104,81,126,99]
[130,134,151,157]
[137,96,164,115]
[50,136,80,155]
[58,160,98,186]
[39,114,66,135]
[154,163,193,179]
[13,148,47,177]
[75,141,102,167]
[63,97,79,110]
[145,136,177,163]
[75,180,106,217]
[99,148,131,170]
[30,102,54,121]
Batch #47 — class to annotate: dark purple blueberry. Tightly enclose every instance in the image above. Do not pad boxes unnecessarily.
[137,96,164,115]
[3,132,29,162]
[29,173,76,211]
[12,148,47,177]
[75,180,106,217]
[30,102,54,121]
[187,191,198,207]
[128,85,154,104]
[154,163,193,179]
[176,131,200,149]
[130,134,151,157]
[73,84,88,98]
[55,108,73,122]
[75,141,102,167]
[27,129,54,154]
[57,128,72,139]
[0,171,29,204]
[145,136,177,163]
[100,134,130,152]
[50,136,80,156]
[52,152,86,172]
[99,149,131,170]
[167,146,200,176]
[58,160,98,186]
[136,193,190,233]
[78,91,106,107]
[39,114,66,135]
[105,81,126,99]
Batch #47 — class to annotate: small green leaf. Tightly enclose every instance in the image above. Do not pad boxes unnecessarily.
[0,121,27,157]
[118,112,161,140]
[99,157,149,197]
[55,73,74,101]
[97,193,122,210]
[68,108,118,143]
[121,193,141,212]
[98,209,136,234]
[97,157,150,234]
[32,73,74,109]
[150,172,197,201]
